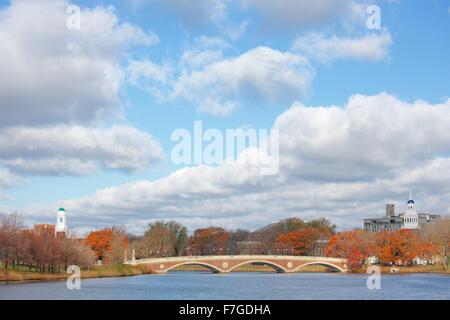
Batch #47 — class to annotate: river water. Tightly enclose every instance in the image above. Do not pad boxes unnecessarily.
[0,272,449,300]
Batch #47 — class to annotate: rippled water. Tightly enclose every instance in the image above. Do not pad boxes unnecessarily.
[0,272,449,300]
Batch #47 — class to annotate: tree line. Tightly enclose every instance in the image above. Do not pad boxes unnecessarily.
[2,211,448,274]
[326,220,450,270]
[0,212,95,272]
[83,217,337,262]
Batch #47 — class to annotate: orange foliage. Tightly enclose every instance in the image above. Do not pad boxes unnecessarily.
[275,228,319,255]
[326,230,369,270]
[85,228,114,261]
[326,229,440,270]
[371,230,438,265]
[189,227,230,255]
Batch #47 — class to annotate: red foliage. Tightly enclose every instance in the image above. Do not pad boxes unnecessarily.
[189,227,230,255]
[275,228,319,255]
[326,230,369,270]
[85,228,114,260]
[326,229,440,270]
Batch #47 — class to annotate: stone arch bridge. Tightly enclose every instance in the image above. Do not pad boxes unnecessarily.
[125,255,348,274]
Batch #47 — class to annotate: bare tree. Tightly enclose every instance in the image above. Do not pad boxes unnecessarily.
[104,226,128,264]
[422,217,450,270]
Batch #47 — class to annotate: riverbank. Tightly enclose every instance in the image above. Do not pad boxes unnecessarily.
[1,264,448,282]
[0,264,153,282]
[376,265,449,275]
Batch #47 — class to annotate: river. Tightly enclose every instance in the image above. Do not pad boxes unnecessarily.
[0,272,449,300]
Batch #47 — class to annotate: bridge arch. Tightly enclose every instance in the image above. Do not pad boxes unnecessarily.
[292,261,346,273]
[227,260,287,273]
[164,261,222,273]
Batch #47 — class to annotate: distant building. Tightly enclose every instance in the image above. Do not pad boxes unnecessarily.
[31,207,68,238]
[33,223,55,235]
[364,192,440,232]
[55,207,68,237]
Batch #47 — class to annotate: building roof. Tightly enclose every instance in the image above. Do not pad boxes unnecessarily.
[58,207,65,212]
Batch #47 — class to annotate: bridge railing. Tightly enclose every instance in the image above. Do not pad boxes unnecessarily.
[125,255,347,265]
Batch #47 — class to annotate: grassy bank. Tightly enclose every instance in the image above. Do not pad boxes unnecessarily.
[376,265,449,275]
[350,264,449,274]
[0,264,153,282]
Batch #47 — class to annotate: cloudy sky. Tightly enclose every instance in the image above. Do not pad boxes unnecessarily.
[0,0,449,234]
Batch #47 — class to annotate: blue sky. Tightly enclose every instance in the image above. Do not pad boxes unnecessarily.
[0,0,449,234]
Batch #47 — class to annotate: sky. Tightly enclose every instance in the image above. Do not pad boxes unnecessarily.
[0,0,449,235]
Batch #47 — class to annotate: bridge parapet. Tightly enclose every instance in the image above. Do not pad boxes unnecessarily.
[125,255,348,274]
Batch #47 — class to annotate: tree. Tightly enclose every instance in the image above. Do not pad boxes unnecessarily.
[85,228,115,261]
[371,229,438,266]
[189,227,230,255]
[422,217,450,269]
[275,228,320,255]
[0,212,24,269]
[136,221,188,258]
[250,217,336,255]
[104,227,129,264]
[326,230,371,270]
[306,218,337,236]
[168,221,188,256]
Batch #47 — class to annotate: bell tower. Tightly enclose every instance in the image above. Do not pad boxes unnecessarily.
[403,190,419,229]
[55,207,68,236]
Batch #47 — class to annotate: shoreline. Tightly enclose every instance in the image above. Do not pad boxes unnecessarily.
[0,264,153,283]
[1,264,448,283]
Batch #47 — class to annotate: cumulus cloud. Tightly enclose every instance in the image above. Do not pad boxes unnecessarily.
[0,0,165,179]
[0,170,21,202]
[276,93,450,180]
[129,46,314,116]
[27,94,450,232]
[292,32,392,63]
[0,125,164,175]
[172,46,314,116]
[0,0,158,127]
[0,170,21,189]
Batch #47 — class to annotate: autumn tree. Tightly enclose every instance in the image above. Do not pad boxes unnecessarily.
[85,228,115,261]
[326,230,372,270]
[0,212,96,273]
[275,228,320,255]
[249,217,335,255]
[189,227,230,255]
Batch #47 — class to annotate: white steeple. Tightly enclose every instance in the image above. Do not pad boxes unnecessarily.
[55,207,68,236]
[403,190,419,229]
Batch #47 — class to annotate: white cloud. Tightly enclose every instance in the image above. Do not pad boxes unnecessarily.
[27,94,450,232]
[171,46,314,116]
[0,170,21,202]
[292,32,392,63]
[129,46,314,116]
[0,0,158,127]
[276,93,450,180]
[0,125,164,175]
[0,170,21,189]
